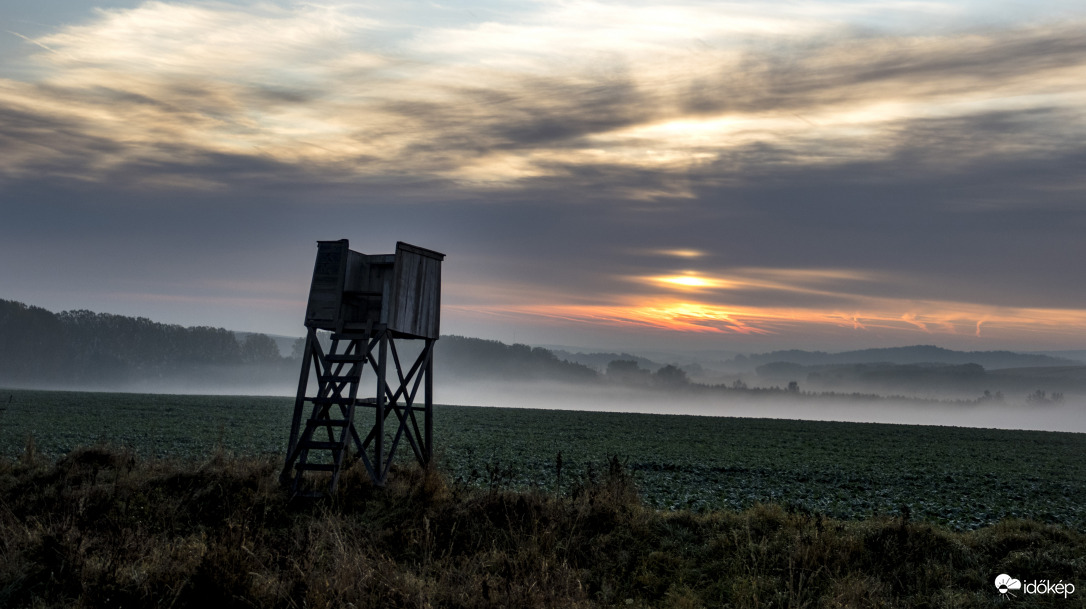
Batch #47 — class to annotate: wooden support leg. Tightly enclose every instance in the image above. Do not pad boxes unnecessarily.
[282,328,316,483]
[424,338,434,465]
[373,331,388,486]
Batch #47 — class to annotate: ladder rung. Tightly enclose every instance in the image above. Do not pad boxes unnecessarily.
[309,397,356,406]
[305,418,349,427]
[319,375,359,384]
[301,441,342,450]
[319,371,358,379]
[325,354,365,362]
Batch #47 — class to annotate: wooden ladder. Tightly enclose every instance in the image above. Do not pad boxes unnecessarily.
[288,338,367,498]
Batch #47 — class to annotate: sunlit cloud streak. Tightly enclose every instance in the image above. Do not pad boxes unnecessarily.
[635,267,883,298]
[451,298,1086,346]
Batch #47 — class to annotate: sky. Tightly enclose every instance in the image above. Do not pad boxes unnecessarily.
[2,0,1086,355]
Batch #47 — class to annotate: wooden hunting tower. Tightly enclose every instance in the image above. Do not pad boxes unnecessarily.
[282,240,444,496]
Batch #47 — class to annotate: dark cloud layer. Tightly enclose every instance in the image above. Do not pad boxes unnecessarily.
[1,4,1085,348]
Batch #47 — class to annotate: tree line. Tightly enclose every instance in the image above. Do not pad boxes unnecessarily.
[0,299,288,388]
[1,300,696,390]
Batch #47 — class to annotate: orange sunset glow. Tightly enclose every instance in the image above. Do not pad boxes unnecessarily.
[449,296,1086,348]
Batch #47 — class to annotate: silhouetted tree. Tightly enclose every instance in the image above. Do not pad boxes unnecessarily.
[606,359,651,385]
[241,333,282,363]
[436,336,598,381]
[289,337,307,360]
[653,364,689,387]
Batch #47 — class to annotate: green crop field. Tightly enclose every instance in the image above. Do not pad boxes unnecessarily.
[1,388,1083,531]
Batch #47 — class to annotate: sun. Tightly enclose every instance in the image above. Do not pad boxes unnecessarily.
[650,274,732,290]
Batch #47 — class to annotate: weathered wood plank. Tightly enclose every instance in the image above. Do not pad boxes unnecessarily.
[304,240,350,329]
[388,242,444,339]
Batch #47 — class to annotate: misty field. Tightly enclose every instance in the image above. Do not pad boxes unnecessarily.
[1,388,1082,532]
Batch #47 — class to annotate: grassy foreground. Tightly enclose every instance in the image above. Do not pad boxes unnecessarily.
[1,446,1082,608]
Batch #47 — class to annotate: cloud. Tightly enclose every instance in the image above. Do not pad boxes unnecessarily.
[2,1,1086,349]
[0,1,1082,193]
[457,295,1086,346]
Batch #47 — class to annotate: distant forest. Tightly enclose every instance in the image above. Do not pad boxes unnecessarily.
[0,300,704,393]
[436,336,598,383]
[0,299,292,389]
[2,299,1082,400]
[0,300,609,391]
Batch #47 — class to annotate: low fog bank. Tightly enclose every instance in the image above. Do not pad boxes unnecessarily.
[3,299,1082,433]
[436,379,1086,434]
[6,372,1083,434]
[0,366,300,398]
